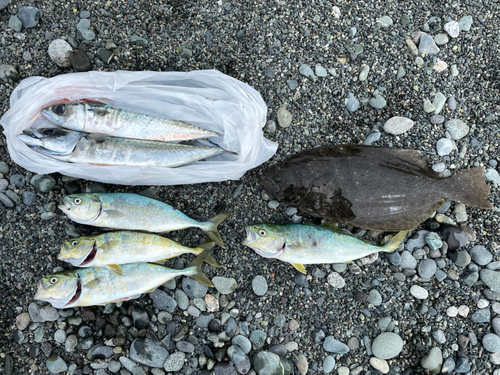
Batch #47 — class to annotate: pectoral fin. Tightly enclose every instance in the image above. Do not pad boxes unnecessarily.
[102,210,126,219]
[291,263,307,274]
[107,264,123,276]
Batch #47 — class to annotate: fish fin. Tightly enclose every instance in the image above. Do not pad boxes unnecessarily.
[291,263,307,274]
[102,210,127,219]
[287,245,309,252]
[107,264,123,276]
[320,223,340,230]
[344,261,353,264]
[203,212,230,249]
[443,166,493,209]
[194,241,219,267]
[144,287,158,293]
[187,250,214,287]
[382,230,409,253]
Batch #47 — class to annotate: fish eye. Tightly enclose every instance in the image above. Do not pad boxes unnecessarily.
[42,129,55,135]
[50,277,58,284]
[74,198,82,205]
[258,230,267,237]
[54,104,66,116]
[71,240,78,246]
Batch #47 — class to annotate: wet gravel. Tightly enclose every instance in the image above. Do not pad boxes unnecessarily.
[1,1,500,375]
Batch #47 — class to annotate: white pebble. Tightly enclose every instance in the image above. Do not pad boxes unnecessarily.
[446,306,458,317]
[410,285,429,299]
[327,272,346,288]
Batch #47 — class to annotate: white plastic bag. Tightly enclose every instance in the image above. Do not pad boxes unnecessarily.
[1,70,277,185]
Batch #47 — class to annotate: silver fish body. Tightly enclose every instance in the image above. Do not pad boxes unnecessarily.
[58,231,217,273]
[35,253,213,308]
[242,223,407,273]
[41,102,220,142]
[16,128,224,167]
[58,193,229,248]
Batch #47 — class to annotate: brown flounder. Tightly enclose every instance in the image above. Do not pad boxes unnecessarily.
[259,145,492,231]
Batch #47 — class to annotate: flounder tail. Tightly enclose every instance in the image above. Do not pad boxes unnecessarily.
[186,250,217,287]
[444,166,493,209]
[382,230,409,253]
[202,212,230,249]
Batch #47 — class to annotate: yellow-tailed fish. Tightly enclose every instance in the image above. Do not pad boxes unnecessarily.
[41,102,220,142]
[58,193,229,248]
[58,231,218,276]
[16,127,224,168]
[35,251,214,309]
[242,223,408,274]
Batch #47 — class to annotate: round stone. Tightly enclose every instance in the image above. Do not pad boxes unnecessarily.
[163,351,185,372]
[232,335,251,354]
[370,357,389,374]
[277,106,292,128]
[421,347,443,372]
[418,259,437,279]
[10,174,25,188]
[369,94,386,109]
[368,289,382,306]
[70,49,92,72]
[383,116,414,135]
[18,6,41,28]
[444,119,469,140]
[252,275,268,296]
[372,333,404,360]
[482,333,500,353]
[212,277,238,294]
[48,39,73,68]
[30,174,56,193]
[249,330,266,349]
[323,336,349,354]
[46,355,68,374]
[323,356,336,373]
[437,138,453,156]
[470,245,493,266]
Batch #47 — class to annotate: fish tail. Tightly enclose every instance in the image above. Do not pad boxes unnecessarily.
[193,241,221,267]
[186,250,215,287]
[202,212,230,249]
[382,230,408,253]
[443,166,493,209]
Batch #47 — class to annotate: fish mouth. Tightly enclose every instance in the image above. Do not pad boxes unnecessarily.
[241,227,256,246]
[34,279,46,299]
[41,108,60,124]
[64,277,82,307]
[80,243,98,266]
[58,199,72,214]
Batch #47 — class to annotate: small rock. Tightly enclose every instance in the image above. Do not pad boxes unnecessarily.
[444,21,460,38]
[327,272,345,288]
[372,333,404,360]
[444,119,469,140]
[406,39,419,55]
[323,337,349,354]
[182,277,208,298]
[249,330,266,349]
[130,34,148,46]
[323,356,336,373]
[0,64,20,83]
[433,59,448,72]
[359,65,370,81]
[368,290,382,306]
[421,347,443,373]
[470,245,493,266]
[455,357,470,373]
[8,16,23,32]
[46,355,68,374]
[369,94,386,109]
[410,285,428,299]
[299,64,315,81]
[296,354,308,375]
[419,34,440,55]
[212,277,237,294]
[346,93,360,112]
[423,99,436,113]
[97,48,114,64]
[0,0,10,11]
[370,357,389,374]
[397,66,406,79]
[480,269,500,292]
[376,16,393,28]
[163,351,184,372]
[277,106,292,128]
[286,80,298,90]
[458,16,473,31]
[253,351,294,375]
[383,116,414,135]
[418,259,437,279]
[434,33,449,45]
[433,92,446,114]
[48,39,73,68]
[18,6,41,28]
[314,64,327,77]
[70,49,92,71]
[447,96,457,110]
[437,138,454,156]
[252,275,268,296]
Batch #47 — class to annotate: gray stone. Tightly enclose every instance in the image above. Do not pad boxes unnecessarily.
[458,16,473,31]
[368,290,382,306]
[232,335,251,354]
[196,313,214,328]
[433,330,446,344]
[0,193,14,208]
[227,345,246,365]
[444,21,460,38]
[76,19,91,31]
[130,34,148,46]
[249,330,266,349]
[299,64,315,81]
[252,275,268,296]
[182,277,208,298]
[493,317,500,336]
[97,48,114,64]
[40,306,59,321]
[421,347,443,372]
[471,308,490,323]
[323,336,349,354]
[372,332,403,360]
[120,356,146,375]
[433,92,447,114]
[132,307,149,329]
[48,39,73,68]
[463,272,479,286]
[376,16,393,28]
[455,357,470,373]
[480,269,500,292]
[253,351,294,375]
[212,277,237,294]
[434,33,449,45]
[419,34,440,55]
[174,290,189,310]
[441,357,455,373]
[346,93,360,112]
[286,80,298,90]
[8,15,22,32]
[397,66,406,79]
[485,168,500,185]
[423,99,436,113]
[447,96,457,110]
[46,355,68,374]
[0,0,10,11]
[277,106,292,128]
[149,289,177,312]
[359,65,370,81]
[0,162,8,174]
[444,119,469,140]
[0,64,20,83]
[362,132,381,145]
[315,64,327,77]
[418,259,437,279]
[18,6,41,28]
[430,114,445,124]
[163,351,184,372]
[482,333,500,353]
[400,251,417,269]
[323,356,336,373]
[410,285,428,299]
[176,340,194,353]
[70,49,92,72]
[383,116,414,135]
[77,28,95,41]
[369,94,386,109]
[470,245,492,266]
[437,138,453,156]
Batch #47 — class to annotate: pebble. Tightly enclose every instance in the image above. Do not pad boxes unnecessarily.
[182,277,208,298]
[458,305,470,317]
[277,106,292,128]
[370,357,389,374]
[471,308,490,323]
[163,351,184,371]
[212,277,237,294]
[369,94,386,109]
[48,39,73,68]
[252,275,268,296]
[400,251,417,269]
[253,351,294,375]
[459,15,473,31]
[149,289,177,312]
[485,168,500,185]
[376,16,393,28]
[359,65,370,81]
[423,99,436,113]
[0,0,9,10]
[406,39,419,55]
[264,67,275,78]
[437,138,454,156]
[286,80,298,90]
[323,356,336,373]
[433,330,446,344]
[46,354,68,374]
[444,21,460,38]
[346,93,360,112]
[444,119,469,140]
[470,245,493,266]
[441,357,455,373]
[268,200,279,209]
[430,114,444,124]
[296,354,308,374]
[397,66,406,79]
[368,290,382,306]
[232,335,251,354]
[480,269,500,292]
[129,338,169,367]
[314,64,327,77]
[410,285,428,299]
[371,333,403,360]
[421,347,443,372]
[70,49,92,72]
[18,6,41,28]
[299,64,315,81]
[264,120,276,133]
[0,64,20,83]
[249,330,266,349]
[482,333,500,352]
[419,34,440,55]
[455,358,471,373]
[363,132,381,145]
[0,162,8,174]
[65,335,78,352]
[433,59,448,72]
[418,259,437,278]
[0,193,14,207]
[120,356,145,375]
[323,337,349,354]
[493,317,500,336]
[425,232,442,250]
[9,16,23,32]
[383,116,414,135]
[434,33,449,45]
[327,272,345,288]
[130,34,148,46]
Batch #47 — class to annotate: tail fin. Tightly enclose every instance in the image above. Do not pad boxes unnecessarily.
[382,231,408,253]
[194,241,221,267]
[186,250,215,287]
[202,212,230,249]
[444,167,492,209]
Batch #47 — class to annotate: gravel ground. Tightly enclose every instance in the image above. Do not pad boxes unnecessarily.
[1,1,500,374]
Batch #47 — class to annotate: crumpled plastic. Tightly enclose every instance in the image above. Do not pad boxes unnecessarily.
[1,70,278,185]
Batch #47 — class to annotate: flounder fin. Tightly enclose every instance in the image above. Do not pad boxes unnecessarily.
[203,212,230,249]
[291,263,307,274]
[102,210,126,219]
[107,264,123,276]
[187,250,215,287]
[382,230,409,253]
[444,166,493,209]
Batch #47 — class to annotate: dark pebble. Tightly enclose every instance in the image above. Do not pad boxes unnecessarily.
[225,317,237,337]
[208,318,221,332]
[17,6,41,28]
[213,361,237,375]
[10,174,25,188]
[70,49,92,72]
[97,48,114,64]
[132,307,149,329]
[176,340,195,353]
